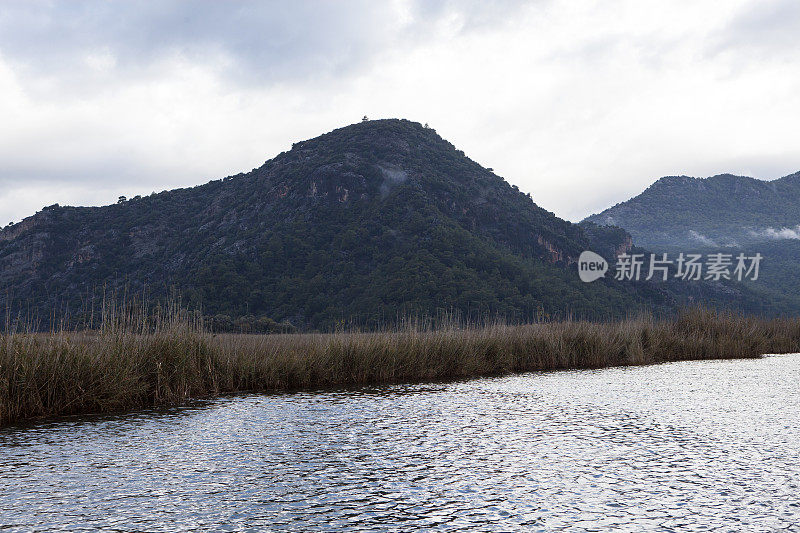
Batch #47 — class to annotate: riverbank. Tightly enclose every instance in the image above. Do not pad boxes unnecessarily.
[2,308,800,426]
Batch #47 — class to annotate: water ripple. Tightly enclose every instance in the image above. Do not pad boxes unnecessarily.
[2,356,800,531]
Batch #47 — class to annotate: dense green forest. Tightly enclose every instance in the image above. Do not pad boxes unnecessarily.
[0,120,776,331]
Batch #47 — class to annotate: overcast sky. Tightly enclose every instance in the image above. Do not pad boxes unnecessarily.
[1,0,799,224]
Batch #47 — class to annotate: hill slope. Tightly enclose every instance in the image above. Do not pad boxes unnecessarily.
[0,120,763,329]
[585,172,800,249]
[584,171,800,315]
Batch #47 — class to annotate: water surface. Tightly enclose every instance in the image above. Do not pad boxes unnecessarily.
[2,355,800,531]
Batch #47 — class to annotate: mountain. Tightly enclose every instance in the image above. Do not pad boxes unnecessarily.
[585,172,800,250]
[0,120,765,330]
[583,171,800,315]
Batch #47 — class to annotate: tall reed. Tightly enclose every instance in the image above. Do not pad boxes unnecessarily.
[2,307,800,426]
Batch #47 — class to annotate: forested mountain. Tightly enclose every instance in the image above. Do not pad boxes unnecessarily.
[585,172,800,249]
[584,171,800,315]
[0,120,770,330]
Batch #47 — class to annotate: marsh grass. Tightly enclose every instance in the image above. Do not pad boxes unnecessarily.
[2,307,800,426]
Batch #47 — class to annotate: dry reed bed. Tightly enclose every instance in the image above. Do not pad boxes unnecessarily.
[2,309,800,426]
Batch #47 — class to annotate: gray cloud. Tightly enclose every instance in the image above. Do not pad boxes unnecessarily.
[1,0,799,225]
[0,1,392,85]
[0,0,528,87]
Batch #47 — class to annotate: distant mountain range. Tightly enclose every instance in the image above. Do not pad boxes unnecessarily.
[585,172,800,250]
[584,171,800,314]
[0,120,778,330]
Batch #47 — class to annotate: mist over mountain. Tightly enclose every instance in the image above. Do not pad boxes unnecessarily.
[0,120,770,330]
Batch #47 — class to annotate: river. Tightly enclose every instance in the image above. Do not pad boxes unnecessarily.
[2,355,799,531]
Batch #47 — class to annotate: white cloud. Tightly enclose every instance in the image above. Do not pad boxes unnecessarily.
[1,0,799,224]
[688,230,717,247]
[750,226,800,240]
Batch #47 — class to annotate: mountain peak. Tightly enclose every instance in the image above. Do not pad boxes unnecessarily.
[3,118,640,328]
[2,119,773,327]
[290,118,436,149]
[777,170,800,182]
[650,175,695,188]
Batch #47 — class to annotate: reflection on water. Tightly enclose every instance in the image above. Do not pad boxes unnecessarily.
[2,355,800,531]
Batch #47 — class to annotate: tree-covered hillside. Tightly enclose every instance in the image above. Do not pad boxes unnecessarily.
[583,171,800,315]
[585,172,800,249]
[0,120,770,330]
